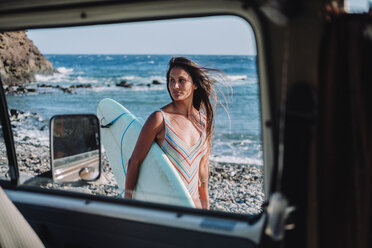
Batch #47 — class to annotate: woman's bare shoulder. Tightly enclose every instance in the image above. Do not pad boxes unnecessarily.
[146,111,164,126]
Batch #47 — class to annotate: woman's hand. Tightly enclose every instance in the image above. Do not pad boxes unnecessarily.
[124,188,133,199]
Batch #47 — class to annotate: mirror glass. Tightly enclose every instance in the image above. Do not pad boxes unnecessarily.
[50,115,100,182]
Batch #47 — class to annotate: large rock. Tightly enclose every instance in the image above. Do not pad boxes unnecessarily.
[0,31,54,86]
[116,80,133,88]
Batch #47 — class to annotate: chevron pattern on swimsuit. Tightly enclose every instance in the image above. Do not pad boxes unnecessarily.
[160,111,207,198]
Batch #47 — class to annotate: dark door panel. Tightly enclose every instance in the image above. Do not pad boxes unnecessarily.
[6,188,262,248]
[16,203,258,248]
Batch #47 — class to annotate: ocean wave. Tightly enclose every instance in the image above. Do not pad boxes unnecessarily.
[212,136,259,147]
[35,74,60,82]
[225,74,258,86]
[9,110,49,146]
[75,76,99,84]
[15,128,49,146]
[57,67,74,74]
[210,155,263,166]
[119,75,137,81]
[130,85,165,91]
[35,74,101,86]
[35,67,74,83]
[211,136,262,166]
[227,75,248,81]
[92,84,165,92]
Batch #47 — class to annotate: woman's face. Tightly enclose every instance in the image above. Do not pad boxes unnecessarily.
[168,66,197,102]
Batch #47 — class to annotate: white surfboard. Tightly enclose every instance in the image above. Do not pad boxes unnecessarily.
[97,98,195,208]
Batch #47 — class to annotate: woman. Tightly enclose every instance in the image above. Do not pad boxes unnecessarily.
[124,57,220,209]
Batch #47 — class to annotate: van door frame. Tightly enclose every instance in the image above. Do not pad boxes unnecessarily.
[0,0,276,246]
[0,77,18,186]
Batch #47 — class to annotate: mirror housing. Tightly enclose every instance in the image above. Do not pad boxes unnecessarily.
[50,114,101,183]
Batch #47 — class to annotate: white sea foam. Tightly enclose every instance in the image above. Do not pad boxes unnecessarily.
[131,85,164,91]
[213,138,256,148]
[35,67,74,83]
[119,75,137,81]
[226,74,258,85]
[210,136,262,166]
[57,67,74,74]
[34,74,57,82]
[210,155,263,166]
[75,76,99,84]
[91,84,164,92]
[36,72,101,86]
[16,128,49,146]
[11,110,49,146]
[227,75,248,81]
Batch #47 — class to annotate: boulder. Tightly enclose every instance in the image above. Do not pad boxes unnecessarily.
[0,31,54,86]
[152,80,162,85]
[10,109,19,117]
[60,87,73,94]
[116,80,133,88]
[69,84,92,89]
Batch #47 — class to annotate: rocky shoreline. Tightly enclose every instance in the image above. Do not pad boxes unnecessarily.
[3,79,165,95]
[1,140,264,215]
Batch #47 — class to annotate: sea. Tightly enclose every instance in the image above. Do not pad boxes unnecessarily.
[6,55,263,167]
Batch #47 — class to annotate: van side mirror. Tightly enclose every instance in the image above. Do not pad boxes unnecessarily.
[50,114,101,183]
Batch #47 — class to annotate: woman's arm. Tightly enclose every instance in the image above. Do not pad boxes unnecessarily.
[198,154,210,210]
[124,111,164,199]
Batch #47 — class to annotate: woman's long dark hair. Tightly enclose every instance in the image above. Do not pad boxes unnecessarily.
[166,56,226,153]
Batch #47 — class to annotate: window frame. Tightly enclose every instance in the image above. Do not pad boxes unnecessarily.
[0,0,274,217]
[0,77,18,186]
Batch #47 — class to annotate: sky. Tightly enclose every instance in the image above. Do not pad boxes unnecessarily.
[346,0,370,11]
[27,16,256,55]
[26,1,371,55]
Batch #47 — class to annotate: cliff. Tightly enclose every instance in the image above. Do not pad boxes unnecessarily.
[0,31,54,86]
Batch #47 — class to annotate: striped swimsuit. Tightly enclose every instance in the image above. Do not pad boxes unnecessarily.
[160,111,208,198]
